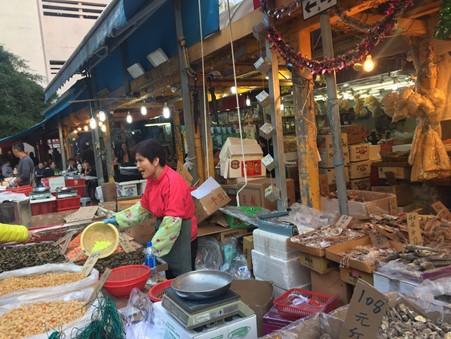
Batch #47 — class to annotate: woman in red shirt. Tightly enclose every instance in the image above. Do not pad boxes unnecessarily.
[105,139,197,278]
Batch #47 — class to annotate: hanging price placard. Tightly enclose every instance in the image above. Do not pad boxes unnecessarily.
[81,251,102,277]
[406,213,423,246]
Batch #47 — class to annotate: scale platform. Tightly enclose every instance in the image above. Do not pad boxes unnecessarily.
[161,287,254,330]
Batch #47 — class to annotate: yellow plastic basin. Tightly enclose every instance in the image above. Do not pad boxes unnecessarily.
[80,222,119,258]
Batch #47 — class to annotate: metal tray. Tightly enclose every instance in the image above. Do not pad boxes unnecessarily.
[171,270,233,300]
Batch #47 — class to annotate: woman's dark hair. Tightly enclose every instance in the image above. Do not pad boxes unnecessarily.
[132,139,166,166]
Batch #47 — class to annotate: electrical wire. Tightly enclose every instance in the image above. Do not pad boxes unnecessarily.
[225,0,247,206]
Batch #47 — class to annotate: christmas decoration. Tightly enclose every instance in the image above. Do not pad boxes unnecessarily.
[259,0,302,19]
[434,0,450,40]
[263,0,413,74]
[334,3,374,31]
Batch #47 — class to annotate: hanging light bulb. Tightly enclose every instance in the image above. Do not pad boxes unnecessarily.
[231,86,237,94]
[101,124,106,132]
[89,117,97,129]
[73,129,78,134]
[77,126,82,131]
[98,121,104,127]
[83,125,89,132]
[363,55,375,72]
[126,111,133,123]
[140,105,147,115]
[98,110,106,122]
[245,96,251,106]
[162,102,171,119]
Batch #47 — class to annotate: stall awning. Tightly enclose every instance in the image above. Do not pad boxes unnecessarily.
[44,0,169,101]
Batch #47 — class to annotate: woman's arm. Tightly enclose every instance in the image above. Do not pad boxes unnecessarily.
[0,223,29,243]
[115,201,152,229]
[151,216,182,257]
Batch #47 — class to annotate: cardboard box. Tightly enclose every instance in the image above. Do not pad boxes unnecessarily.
[320,189,398,216]
[317,133,348,150]
[299,252,339,274]
[191,177,231,223]
[325,237,404,273]
[154,301,258,338]
[348,160,371,179]
[377,166,411,180]
[219,137,265,178]
[311,269,351,306]
[318,148,350,167]
[238,178,296,210]
[340,267,373,286]
[349,177,371,191]
[230,279,273,337]
[348,143,369,162]
[340,125,367,145]
[319,167,350,185]
[372,184,413,206]
[262,305,293,335]
[242,235,254,270]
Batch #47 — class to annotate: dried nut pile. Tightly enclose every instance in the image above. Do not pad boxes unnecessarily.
[0,300,86,338]
[0,272,85,296]
[380,303,451,339]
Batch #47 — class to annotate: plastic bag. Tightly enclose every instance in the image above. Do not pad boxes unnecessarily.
[122,288,165,339]
[412,277,451,305]
[221,237,238,271]
[227,254,252,280]
[195,236,224,270]
[0,263,99,306]
[282,203,338,230]
[220,206,270,226]
[0,287,98,339]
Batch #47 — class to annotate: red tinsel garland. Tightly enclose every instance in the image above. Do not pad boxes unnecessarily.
[264,0,413,74]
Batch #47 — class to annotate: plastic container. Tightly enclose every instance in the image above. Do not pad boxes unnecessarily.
[80,222,119,258]
[56,195,81,211]
[30,200,57,216]
[103,265,151,298]
[4,185,33,196]
[147,279,174,302]
[273,288,340,320]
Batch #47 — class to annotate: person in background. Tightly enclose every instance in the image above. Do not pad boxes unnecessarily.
[103,138,197,278]
[42,161,57,177]
[29,152,39,166]
[34,162,45,186]
[2,160,13,178]
[66,158,77,172]
[11,143,35,187]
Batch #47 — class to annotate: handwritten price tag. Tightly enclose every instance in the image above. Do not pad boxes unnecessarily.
[431,201,451,220]
[406,213,423,246]
[70,249,86,263]
[86,268,112,309]
[81,251,102,277]
[369,231,390,249]
[335,215,353,228]
[118,232,133,253]
[60,230,76,255]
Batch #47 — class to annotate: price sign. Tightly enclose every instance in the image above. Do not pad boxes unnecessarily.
[118,232,133,253]
[335,215,353,228]
[340,279,389,339]
[369,231,390,249]
[60,230,76,255]
[86,268,112,309]
[406,213,423,246]
[431,201,451,220]
[388,196,398,216]
[70,249,86,263]
[81,251,102,277]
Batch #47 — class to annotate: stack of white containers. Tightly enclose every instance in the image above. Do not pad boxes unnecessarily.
[251,228,312,298]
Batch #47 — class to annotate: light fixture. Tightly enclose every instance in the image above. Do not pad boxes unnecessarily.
[144,122,172,127]
[89,117,97,129]
[162,102,171,119]
[83,125,89,132]
[126,111,133,123]
[363,55,375,72]
[73,130,78,134]
[231,86,237,94]
[146,48,169,67]
[140,105,147,115]
[98,110,106,122]
[101,124,106,132]
[280,103,284,111]
[245,96,251,106]
[127,63,145,79]
[98,121,104,127]
[77,126,82,131]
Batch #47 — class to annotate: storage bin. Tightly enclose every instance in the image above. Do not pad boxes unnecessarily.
[31,200,57,216]
[56,196,81,212]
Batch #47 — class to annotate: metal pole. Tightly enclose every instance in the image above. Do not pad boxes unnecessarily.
[320,13,349,215]
[57,116,66,169]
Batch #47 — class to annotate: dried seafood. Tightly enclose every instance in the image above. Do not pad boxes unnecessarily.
[339,245,398,268]
[290,224,364,249]
[379,303,451,338]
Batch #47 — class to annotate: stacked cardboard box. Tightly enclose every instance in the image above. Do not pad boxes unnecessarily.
[348,143,371,190]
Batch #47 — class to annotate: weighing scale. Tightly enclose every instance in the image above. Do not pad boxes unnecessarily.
[30,188,52,200]
[55,187,78,199]
[161,287,254,331]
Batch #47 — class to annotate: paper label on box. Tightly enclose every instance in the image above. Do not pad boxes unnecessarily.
[406,213,423,245]
[369,231,390,249]
[340,279,388,339]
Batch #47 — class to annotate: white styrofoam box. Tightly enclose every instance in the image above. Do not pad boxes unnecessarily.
[373,271,418,295]
[392,144,411,152]
[48,176,66,192]
[253,229,298,260]
[116,180,140,198]
[95,186,104,202]
[139,179,147,195]
[252,249,311,290]
[154,301,258,339]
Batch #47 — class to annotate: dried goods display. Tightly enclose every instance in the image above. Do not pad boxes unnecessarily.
[290,224,364,249]
[0,300,86,338]
[339,246,398,269]
[0,243,66,273]
[386,244,451,272]
[94,250,145,274]
[0,272,84,296]
[379,303,451,338]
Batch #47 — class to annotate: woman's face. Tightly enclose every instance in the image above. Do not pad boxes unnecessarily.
[136,153,159,179]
